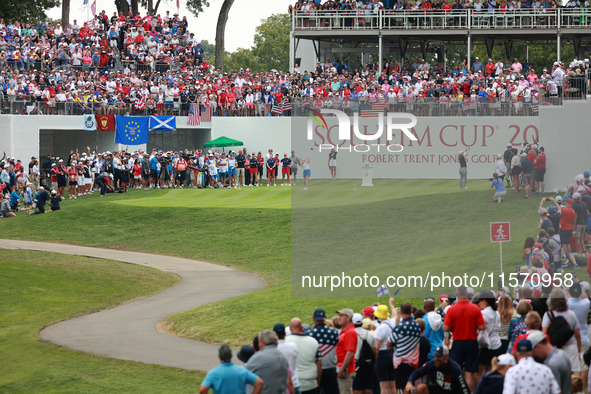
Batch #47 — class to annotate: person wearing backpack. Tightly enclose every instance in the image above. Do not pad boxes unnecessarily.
[423,298,444,360]
[373,302,397,394]
[529,330,572,394]
[547,227,563,274]
[475,290,503,379]
[352,313,377,394]
[542,287,582,376]
[568,281,590,386]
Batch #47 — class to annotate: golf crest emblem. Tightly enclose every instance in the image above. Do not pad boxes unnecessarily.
[83,114,96,130]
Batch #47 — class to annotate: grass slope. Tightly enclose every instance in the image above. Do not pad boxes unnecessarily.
[0,180,585,356]
[0,250,202,392]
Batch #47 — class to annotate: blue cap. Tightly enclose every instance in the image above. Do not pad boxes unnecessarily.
[584,170,590,177]
[313,308,326,321]
[237,345,254,363]
[516,339,533,353]
[273,323,285,334]
[548,205,557,214]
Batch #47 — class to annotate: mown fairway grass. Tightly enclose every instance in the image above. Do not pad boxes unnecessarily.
[0,249,202,393]
[0,179,585,371]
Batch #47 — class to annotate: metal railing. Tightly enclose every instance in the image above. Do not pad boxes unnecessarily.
[0,58,173,73]
[1,94,583,118]
[293,9,591,30]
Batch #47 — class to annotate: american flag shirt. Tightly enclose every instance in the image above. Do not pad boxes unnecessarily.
[308,324,339,369]
[388,317,421,368]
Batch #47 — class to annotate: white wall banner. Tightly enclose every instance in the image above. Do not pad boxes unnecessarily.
[291,115,541,180]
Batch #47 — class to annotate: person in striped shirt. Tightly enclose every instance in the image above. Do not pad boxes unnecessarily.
[388,301,421,391]
[308,308,339,394]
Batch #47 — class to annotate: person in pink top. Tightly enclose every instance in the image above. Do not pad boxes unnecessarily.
[527,70,538,84]
[512,58,523,76]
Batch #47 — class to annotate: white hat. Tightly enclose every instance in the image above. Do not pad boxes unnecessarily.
[527,330,546,348]
[556,195,563,202]
[497,354,516,366]
[573,192,581,199]
[352,313,364,325]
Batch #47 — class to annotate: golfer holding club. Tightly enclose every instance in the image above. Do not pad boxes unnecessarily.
[459,147,470,190]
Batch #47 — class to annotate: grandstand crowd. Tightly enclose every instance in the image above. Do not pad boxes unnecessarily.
[288,0,591,18]
[0,11,589,118]
[2,6,591,393]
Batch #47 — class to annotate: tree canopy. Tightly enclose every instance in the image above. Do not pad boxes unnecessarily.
[0,0,61,23]
[224,14,290,73]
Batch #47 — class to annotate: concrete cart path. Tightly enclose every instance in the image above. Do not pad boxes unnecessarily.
[0,239,264,371]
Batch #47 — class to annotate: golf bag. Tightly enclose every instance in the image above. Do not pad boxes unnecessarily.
[196,170,204,189]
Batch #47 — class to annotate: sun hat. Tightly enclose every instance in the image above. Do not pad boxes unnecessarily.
[373,305,390,320]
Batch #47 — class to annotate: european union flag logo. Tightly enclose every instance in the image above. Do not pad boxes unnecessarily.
[115,116,149,145]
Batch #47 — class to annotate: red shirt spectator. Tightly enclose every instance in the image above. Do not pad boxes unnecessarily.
[534,151,546,170]
[560,202,576,231]
[527,149,536,163]
[443,299,485,341]
[335,310,357,375]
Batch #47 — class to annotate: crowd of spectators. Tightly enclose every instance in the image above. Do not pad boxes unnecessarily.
[0,11,588,119]
[4,137,591,394]
[196,161,591,394]
[1,145,312,215]
[289,0,591,26]
[201,277,591,394]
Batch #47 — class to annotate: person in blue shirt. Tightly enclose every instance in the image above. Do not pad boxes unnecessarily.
[199,344,263,394]
[149,154,160,188]
[10,188,22,211]
[472,57,485,73]
[478,86,488,104]
[491,172,507,203]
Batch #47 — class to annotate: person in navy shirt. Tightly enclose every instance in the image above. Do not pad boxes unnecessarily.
[280,154,292,186]
[405,345,470,394]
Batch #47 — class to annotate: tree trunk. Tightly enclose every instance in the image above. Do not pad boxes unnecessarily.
[152,0,162,15]
[215,0,235,71]
[61,0,70,26]
[132,0,139,16]
[116,0,130,16]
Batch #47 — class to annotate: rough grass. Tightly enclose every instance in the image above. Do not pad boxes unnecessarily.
[0,250,203,393]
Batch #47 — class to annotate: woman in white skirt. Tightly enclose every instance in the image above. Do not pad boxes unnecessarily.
[328,148,337,180]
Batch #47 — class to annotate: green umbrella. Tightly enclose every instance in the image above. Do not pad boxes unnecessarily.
[203,136,244,152]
